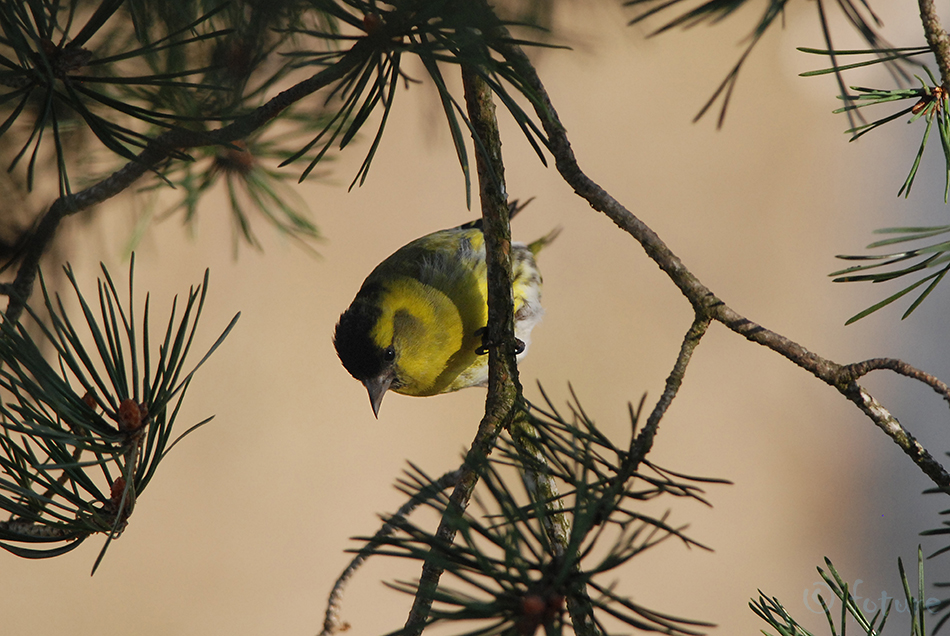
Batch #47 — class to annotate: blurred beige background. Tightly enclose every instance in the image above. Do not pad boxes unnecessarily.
[2,2,948,635]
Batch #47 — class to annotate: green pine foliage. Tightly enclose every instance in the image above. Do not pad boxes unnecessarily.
[0,257,237,572]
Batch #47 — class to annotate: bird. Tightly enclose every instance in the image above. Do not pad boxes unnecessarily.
[333,215,558,417]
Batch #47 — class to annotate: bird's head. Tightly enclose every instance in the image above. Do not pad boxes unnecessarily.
[333,293,399,418]
[334,276,468,416]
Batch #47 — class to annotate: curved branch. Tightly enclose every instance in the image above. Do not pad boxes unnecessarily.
[843,358,950,406]
[4,41,371,321]
[632,314,711,464]
[319,468,460,636]
[497,32,950,490]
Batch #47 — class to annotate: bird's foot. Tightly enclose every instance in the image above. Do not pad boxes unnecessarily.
[475,327,524,355]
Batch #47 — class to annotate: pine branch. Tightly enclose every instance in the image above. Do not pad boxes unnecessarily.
[492,23,950,490]
[361,389,721,636]
[2,39,372,323]
[509,410,600,635]
[0,259,237,567]
[402,65,522,636]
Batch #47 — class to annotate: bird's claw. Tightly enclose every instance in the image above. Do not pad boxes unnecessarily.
[475,327,524,356]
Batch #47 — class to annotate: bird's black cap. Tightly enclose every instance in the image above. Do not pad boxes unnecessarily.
[333,299,386,383]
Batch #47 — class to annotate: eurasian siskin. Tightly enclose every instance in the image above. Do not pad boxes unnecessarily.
[334,219,558,416]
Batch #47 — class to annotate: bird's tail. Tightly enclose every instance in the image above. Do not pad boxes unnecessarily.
[528,226,562,257]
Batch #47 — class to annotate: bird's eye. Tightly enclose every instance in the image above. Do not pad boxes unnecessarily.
[383,345,396,362]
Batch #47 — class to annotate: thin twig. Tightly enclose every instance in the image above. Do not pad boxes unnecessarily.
[0,519,80,539]
[319,469,460,636]
[632,314,711,465]
[843,358,950,407]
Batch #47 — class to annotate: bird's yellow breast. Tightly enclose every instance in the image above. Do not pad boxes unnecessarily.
[371,274,487,396]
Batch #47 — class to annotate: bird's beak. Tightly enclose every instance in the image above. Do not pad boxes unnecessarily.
[363,372,394,419]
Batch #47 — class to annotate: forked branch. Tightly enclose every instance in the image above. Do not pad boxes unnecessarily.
[496,29,950,490]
